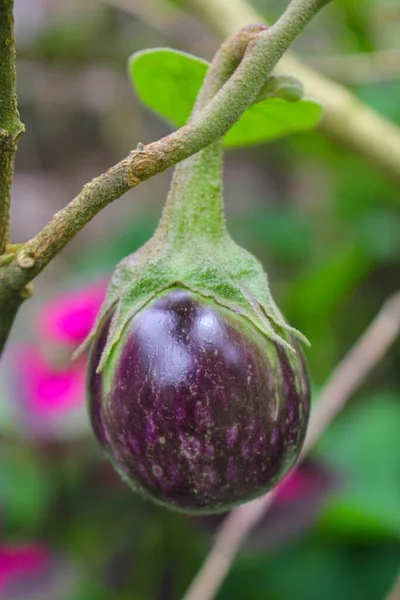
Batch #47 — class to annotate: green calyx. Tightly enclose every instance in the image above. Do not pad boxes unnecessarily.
[81,27,310,371]
[81,136,308,373]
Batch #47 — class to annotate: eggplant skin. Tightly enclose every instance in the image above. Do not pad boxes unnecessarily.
[87,288,310,514]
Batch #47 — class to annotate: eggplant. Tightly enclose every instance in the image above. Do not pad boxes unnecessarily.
[88,287,310,513]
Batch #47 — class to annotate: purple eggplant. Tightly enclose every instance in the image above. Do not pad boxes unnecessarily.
[88,287,310,513]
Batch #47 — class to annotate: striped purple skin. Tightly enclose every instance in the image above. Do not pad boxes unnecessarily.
[87,288,310,513]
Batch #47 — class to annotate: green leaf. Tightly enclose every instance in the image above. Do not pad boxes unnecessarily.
[223,98,322,147]
[128,48,322,148]
[0,446,53,531]
[219,538,399,600]
[314,392,400,539]
[129,48,208,133]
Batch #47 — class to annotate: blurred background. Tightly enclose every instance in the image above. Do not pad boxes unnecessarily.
[1,0,400,598]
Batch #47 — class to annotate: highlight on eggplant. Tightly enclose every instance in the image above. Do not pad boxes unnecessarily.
[87,288,310,514]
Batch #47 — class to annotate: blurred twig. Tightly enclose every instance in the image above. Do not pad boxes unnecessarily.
[183,492,278,600]
[0,0,331,353]
[373,6,400,26]
[187,0,400,184]
[182,291,400,600]
[101,0,213,55]
[308,49,400,84]
[103,0,179,30]
[100,0,194,38]
[303,292,400,451]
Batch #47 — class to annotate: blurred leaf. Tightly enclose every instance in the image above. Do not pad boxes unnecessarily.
[231,209,312,260]
[128,48,322,148]
[219,538,399,600]
[356,211,400,262]
[0,446,53,532]
[34,12,115,63]
[287,241,373,322]
[73,583,117,600]
[336,0,375,52]
[74,215,158,275]
[315,392,400,538]
[129,49,207,134]
[355,80,400,124]
[334,154,398,221]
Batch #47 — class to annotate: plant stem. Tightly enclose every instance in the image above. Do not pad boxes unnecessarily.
[188,0,400,183]
[0,287,31,357]
[0,0,331,355]
[0,0,331,334]
[159,24,266,246]
[159,143,226,245]
[0,0,24,255]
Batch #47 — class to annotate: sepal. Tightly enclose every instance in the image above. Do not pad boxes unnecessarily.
[79,235,309,372]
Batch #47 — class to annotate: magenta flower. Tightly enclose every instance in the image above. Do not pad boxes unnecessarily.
[17,344,86,418]
[4,279,107,438]
[275,467,320,503]
[36,280,107,346]
[0,543,51,593]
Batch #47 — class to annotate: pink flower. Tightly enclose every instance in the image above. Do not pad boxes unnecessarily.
[276,468,319,503]
[17,344,86,417]
[36,280,107,346]
[6,279,108,436]
[0,543,51,592]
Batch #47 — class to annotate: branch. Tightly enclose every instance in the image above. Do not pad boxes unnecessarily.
[182,291,400,600]
[0,0,331,350]
[188,0,400,184]
[0,0,24,254]
[0,285,33,358]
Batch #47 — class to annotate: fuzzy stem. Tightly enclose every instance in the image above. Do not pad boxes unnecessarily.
[189,0,400,184]
[0,0,24,255]
[158,24,266,245]
[159,143,226,245]
[157,0,330,242]
[0,0,331,353]
[157,3,329,244]
[192,24,268,116]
